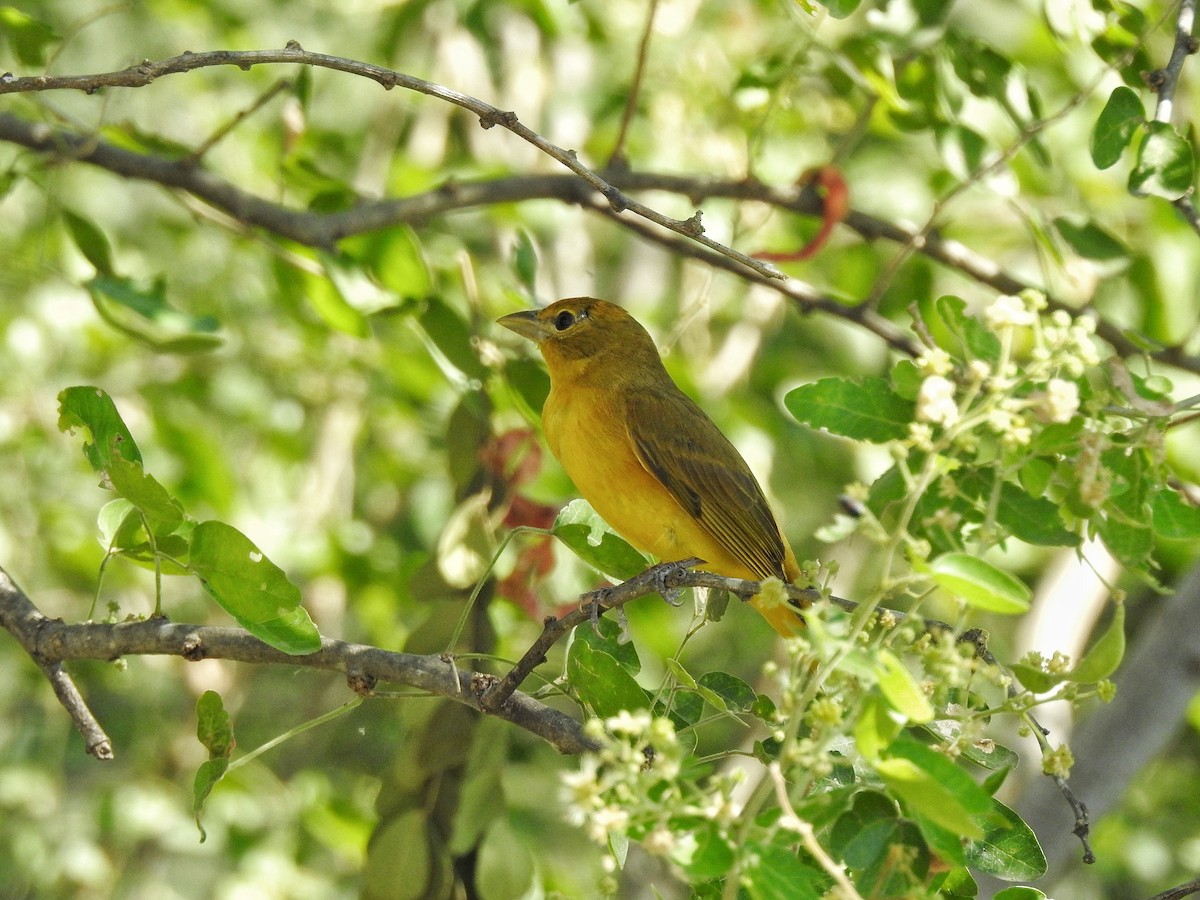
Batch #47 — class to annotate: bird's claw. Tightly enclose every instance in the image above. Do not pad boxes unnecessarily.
[655,559,697,607]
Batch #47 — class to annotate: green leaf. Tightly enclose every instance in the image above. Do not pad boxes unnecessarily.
[994,888,1048,900]
[1053,217,1130,262]
[304,268,371,337]
[784,376,915,442]
[965,797,1047,881]
[476,820,536,900]
[62,209,115,275]
[106,453,185,535]
[932,295,1002,365]
[741,842,826,899]
[928,553,1031,613]
[1010,663,1064,694]
[371,226,432,300]
[680,822,735,881]
[1091,86,1144,169]
[57,386,143,470]
[1128,121,1195,200]
[878,740,990,839]
[193,690,234,843]
[553,499,649,581]
[936,123,988,180]
[1069,602,1125,682]
[993,481,1080,547]
[188,521,321,655]
[0,6,59,66]
[822,0,862,19]
[196,690,235,757]
[696,671,757,712]
[875,755,981,838]
[192,758,228,843]
[574,614,641,674]
[86,275,223,352]
[419,296,488,380]
[874,649,935,723]
[565,639,648,717]
[1153,489,1200,539]
[854,694,903,761]
[511,230,538,292]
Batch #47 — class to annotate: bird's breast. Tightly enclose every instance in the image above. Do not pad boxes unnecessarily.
[543,382,692,561]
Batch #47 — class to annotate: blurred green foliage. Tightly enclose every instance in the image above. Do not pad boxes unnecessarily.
[1,0,1199,897]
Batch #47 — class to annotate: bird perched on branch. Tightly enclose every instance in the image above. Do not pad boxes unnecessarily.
[497,297,804,636]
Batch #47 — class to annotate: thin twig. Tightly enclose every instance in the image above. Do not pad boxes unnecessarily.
[0,45,784,280]
[609,0,660,166]
[768,762,865,900]
[1150,876,1200,900]
[1151,0,1200,239]
[187,78,292,163]
[0,567,113,759]
[1152,0,1198,124]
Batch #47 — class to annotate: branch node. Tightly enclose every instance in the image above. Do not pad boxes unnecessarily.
[679,211,705,236]
[181,633,206,661]
[479,109,518,130]
[285,39,303,51]
[346,668,376,696]
[471,671,502,704]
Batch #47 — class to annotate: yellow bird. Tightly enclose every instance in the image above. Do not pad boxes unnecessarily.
[497,297,803,636]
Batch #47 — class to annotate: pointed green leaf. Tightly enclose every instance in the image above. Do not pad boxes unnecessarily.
[854,694,903,761]
[566,639,648,717]
[553,499,649,580]
[1128,122,1195,200]
[188,521,320,655]
[57,386,142,469]
[1053,217,1130,262]
[965,798,1047,881]
[696,671,757,712]
[1091,86,1144,169]
[1069,602,1125,682]
[784,377,915,442]
[929,553,1031,613]
[107,453,185,534]
[1010,663,1064,694]
[875,649,935,723]
[0,6,59,65]
[62,209,115,275]
[933,295,1002,364]
[574,614,641,674]
[1153,489,1200,539]
[875,756,983,839]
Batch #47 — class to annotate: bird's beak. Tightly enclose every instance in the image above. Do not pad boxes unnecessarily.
[496,309,546,343]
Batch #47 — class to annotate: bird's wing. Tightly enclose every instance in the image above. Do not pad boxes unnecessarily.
[625,387,788,580]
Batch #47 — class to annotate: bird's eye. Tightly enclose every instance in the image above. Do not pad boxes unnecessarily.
[553,310,576,331]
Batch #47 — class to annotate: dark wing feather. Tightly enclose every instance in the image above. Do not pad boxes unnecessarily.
[626,387,787,579]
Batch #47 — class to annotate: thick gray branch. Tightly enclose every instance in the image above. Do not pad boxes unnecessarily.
[0,564,596,755]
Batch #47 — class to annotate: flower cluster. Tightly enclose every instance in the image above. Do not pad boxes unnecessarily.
[909,292,1095,453]
[561,711,742,864]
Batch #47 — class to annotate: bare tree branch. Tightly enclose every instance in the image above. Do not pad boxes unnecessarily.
[5,108,1194,373]
[1150,0,1200,240]
[0,563,598,756]
[0,569,114,759]
[1152,0,1198,125]
[0,45,784,281]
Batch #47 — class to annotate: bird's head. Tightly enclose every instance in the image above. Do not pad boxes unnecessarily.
[497,297,662,374]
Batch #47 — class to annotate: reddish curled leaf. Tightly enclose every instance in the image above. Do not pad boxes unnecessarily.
[479,428,542,487]
[502,494,559,530]
[754,166,849,263]
[498,537,573,619]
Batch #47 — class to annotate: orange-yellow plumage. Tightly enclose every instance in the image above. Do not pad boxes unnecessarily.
[497,297,802,636]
